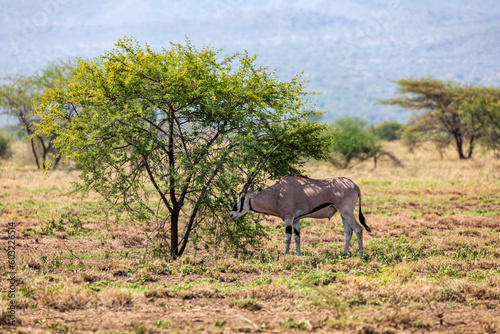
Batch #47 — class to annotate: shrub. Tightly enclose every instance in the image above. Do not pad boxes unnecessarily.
[373,120,403,141]
[0,129,12,159]
[329,117,381,168]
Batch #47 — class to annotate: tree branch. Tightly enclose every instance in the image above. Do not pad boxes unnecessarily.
[178,164,221,256]
[141,153,172,213]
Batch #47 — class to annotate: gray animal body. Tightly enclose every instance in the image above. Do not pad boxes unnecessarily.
[230,176,371,258]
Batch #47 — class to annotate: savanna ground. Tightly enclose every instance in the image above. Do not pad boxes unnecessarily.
[0,141,499,334]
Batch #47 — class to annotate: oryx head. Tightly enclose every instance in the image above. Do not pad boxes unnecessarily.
[229,185,263,220]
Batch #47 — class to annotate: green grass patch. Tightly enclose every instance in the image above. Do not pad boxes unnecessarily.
[24,184,61,194]
[443,208,498,216]
[429,265,465,279]
[280,317,308,330]
[368,236,445,265]
[453,245,488,261]
[300,272,336,287]
[229,298,263,311]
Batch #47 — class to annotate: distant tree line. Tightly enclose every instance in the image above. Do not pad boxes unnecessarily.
[328,78,500,168]
[1,63,499,170]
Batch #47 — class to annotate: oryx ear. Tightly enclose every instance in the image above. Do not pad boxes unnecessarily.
[257,185,264,192]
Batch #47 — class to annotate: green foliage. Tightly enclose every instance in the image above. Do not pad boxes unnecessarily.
[373,120,403,141]
[380,78,500,159]
[0,129,12,159]
[463,86,500,153]
[0,59,75,169]
[328,117,381,168]
[33,37,335,260]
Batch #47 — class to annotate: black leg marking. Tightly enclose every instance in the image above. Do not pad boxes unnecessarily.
[285,226,292,234]
[294,228,300,237]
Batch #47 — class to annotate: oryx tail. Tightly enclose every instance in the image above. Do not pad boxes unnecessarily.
[358,190,371,233]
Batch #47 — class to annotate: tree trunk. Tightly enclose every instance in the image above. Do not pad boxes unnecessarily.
[52,155,62,170]
[167,108,179,259]
[30,138,41,169]
[466,136,475,159]
[23,121,41,169]
[39,137,49,168]
[453,133,475,160]
[453,132,468,159]
[170,209,179,259]
[178,206,199,257]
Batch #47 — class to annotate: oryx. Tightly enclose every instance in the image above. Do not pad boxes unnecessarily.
[230,176,371,258]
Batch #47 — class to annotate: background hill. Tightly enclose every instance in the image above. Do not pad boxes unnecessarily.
[1,0,500,125]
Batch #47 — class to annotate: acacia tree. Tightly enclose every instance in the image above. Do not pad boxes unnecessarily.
[459,85,500,154]
[0,60,74,169]
[381,78,500,159]
[33,38,335,259]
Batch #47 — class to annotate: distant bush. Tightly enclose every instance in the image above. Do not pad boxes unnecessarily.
[329,117,381,169]
[0,129,12,159]
[373,121,403,141]
[1,125,28,141]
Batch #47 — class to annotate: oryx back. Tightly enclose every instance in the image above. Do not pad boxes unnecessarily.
[269,176,360,221]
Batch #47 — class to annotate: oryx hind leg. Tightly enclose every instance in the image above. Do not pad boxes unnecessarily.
[341,216,353,256]
[339,211,364,258]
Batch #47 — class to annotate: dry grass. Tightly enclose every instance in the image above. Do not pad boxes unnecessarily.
[1,141,499,333]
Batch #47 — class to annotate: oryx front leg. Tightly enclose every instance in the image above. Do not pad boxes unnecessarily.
[284,218,294,256]
[293,219,301,256]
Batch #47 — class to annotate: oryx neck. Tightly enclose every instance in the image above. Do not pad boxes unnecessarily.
[248,189,279,217]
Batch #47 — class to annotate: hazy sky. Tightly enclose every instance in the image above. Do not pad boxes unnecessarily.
[2,0,500,125]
